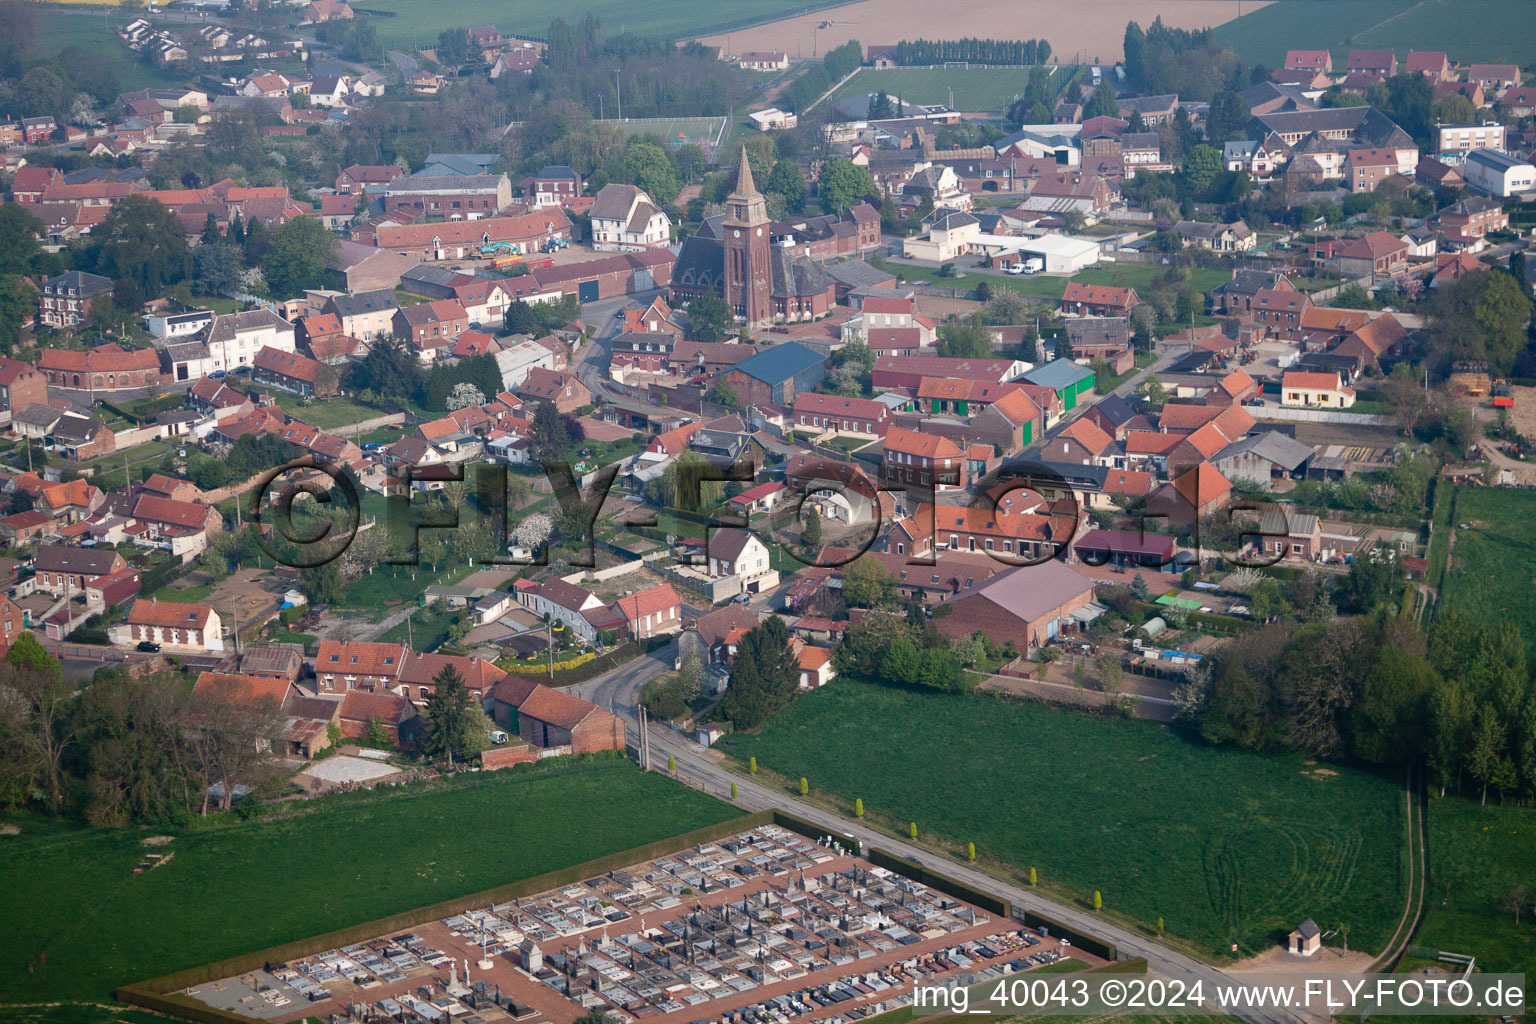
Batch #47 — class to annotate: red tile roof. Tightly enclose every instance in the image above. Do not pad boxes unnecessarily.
[129,599,215,630]
[193,671,291,704]
[614,583,681,622]
[884,426,963,460]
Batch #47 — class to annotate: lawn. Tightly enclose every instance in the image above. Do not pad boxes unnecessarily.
[34,7,186,94]
[377,601,466,648]
[600,116,730,150]
[955,264,1231,304]
[727,680,1407,960]
[151,582,213,604]
[828,67,1048,113]
[353,0,852,49]
[1399,796,1536,989]
[0,758,737,1003]
[269,392,390,433]
[1436,486,1536,661]
[1212,0,1536,67]
[338,559,480,621]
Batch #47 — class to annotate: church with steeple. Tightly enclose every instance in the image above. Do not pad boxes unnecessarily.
[670,147,838,329]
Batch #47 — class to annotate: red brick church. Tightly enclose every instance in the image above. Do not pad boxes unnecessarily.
[671,148,837,328]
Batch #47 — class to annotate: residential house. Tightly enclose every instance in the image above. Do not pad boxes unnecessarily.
[706,529,774,589]
[1251,288,1313,341]
[32,546,128,597]
[251,346,336,396]
[589,183,671,251]
[314,640,408,692]
[1344,148,1402,192]
[1173,220,1256,252]
[1405,51,1452,83]
[518,578,606,643]
[792,393,891,438]
[1346,49,1397,78]
[1209,270,1296,316]
[393,299,470,360]
[1333,231,1410,279]
[324,289,401,340]
[120,599,223,652]
[199,309,296,374]
[336,689,419,748]
[0,359,48,427]
[612,583,683,640]
[515,368,590,413]
[881,427,967,491]
[1147,463,1233,524]
[1281,370,1356,408]
[38,271,114,328]
[1467,64,1521,95]
[1059,283,1138,317]
[50,414,115,461]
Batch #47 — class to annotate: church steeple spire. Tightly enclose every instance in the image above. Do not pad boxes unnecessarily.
[729,145,759,201]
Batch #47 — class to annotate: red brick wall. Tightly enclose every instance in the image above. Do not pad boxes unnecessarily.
[570,709,625,753]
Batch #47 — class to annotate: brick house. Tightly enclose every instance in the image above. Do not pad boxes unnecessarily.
[515,368,590,413]
[337,689,420,749]
[612,583,683,639]
[1333,232,1409,279]
[1405,51,1451,82]
[121,599,223,652]
[1437,197,1508,244]
[32,546,129,597]
[38,271,114,328]
[1060,283,1139,317]
[251,346,336,396]
[1344,148,1402,192]
[532,165,583,207]
[392,299,469,360]
[0,358,47,426]
[1346,49,1397,77]
[51,414,116,461]
[40,343,162,397]
[793,393,891,437]
[1250,288,1313,341]
[314,640,408,692]
[881,427,967,490]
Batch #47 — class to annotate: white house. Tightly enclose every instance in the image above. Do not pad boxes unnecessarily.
[589,184,671,251]
[518,578,605,643]
[199,309,296,373]
[708,528,771,579]
[114,599,224,653]
[1281,370,1356,408]
[1464,149,1536,197]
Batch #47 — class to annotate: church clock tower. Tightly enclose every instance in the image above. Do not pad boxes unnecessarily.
[722,146,772,327]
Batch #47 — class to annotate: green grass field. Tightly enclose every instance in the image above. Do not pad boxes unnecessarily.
[828,67,1048,113]
[355,0,848,50]
[270,392,389,433]
[899,263,1231,305]
[1437,487,1536,661]
[1213,0,1536,68]
[601,117,729,150]
[0,1007,172,1024]
[0,758,736,1003]
[1401,796,1536,989]
[728,680,1407,959]
[35,7,186,94]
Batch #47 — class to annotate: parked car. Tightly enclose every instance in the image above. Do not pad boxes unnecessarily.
[136,640,161,653]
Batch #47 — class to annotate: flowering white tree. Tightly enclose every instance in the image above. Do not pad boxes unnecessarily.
[447,383,486,411]
[513,513,552,550]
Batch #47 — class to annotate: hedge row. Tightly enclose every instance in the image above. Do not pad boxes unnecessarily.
[866,847,1010,918]
[1020,910,1117,961]
[118,809,773,1016]
[772,809,861,854]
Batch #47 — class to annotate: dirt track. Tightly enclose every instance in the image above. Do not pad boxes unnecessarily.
[699,0,1266,66]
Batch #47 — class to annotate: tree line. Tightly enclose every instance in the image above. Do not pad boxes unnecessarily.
[891,38,1051,67]
[780,40,865,113]
[1186,603,1536,806]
